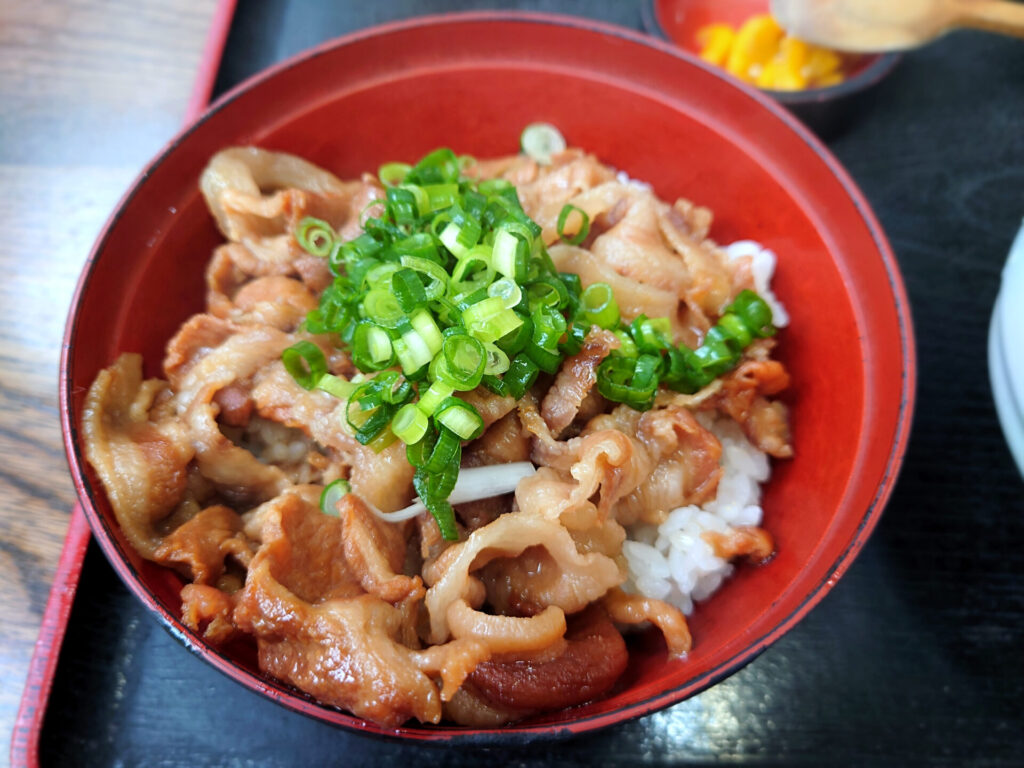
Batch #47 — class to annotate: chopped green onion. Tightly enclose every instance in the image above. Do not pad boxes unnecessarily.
[409,426,462,474]
[440,215,482,259]
[392,402,429,445]
[413,468,458,541]
[393,326,434,374]
[295,217,335,258]
[410,309,443,356]
[596,354,660,411]
[505,353,540,399]
[418,380,454,415]
[406,147,460,185]
[483,343,510,375]
[631,314,672,354]
[727,289,776,338]
[441,334,486,390]
[364,262,402,290]
[378,162,411,187]
[288,144,784,543]
[363,289,406,329]
[450,246,494,294]
[696,328,742,376]
[487,277,523,309]
[386,186,421,226]
[282,341,327,390]
[492,228,530,282]
[462,296,524,343]
[319,479,351,517]
[366,427,398,453]
[580,282,620,329]
[392,268,429,312]
[435,397,485,441]
[611,329,639,359]
[423,183,460,212]
[526,276,569,311]
[400,255,448,300]
[315,373,357,399]
[481,373,508,396]
[496,313,532,355]
[348,402,392,445]
[556,204,591,246]
[531,304,568,350]
[352,323,395,371]
[395,233,441,264]
[520,122,566,165]
[717,312,753,348]
[663,346,713,394]
[559,322,587,357]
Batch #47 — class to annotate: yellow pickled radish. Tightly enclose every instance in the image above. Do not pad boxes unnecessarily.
[803,47,842,80]
[696,14,845,91]
[757,58,808,90]
[726,14,784,82]
[778,36,812,70]
[697,23,735,66]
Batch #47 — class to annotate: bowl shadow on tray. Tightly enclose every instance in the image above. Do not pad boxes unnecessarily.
[641,0,903,138]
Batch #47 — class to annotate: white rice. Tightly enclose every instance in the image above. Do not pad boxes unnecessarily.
[622,239,785,615]
[621,415,771,615]
[723,240,790,328]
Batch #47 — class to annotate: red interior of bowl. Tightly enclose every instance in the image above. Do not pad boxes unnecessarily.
[654,0,880,81]
[61,13,913,741]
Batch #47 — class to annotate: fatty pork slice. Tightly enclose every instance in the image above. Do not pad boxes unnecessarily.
[711,350,793,458]
[250,363,417,513]
[548,244,685,342]
[658,199,735,317]
[421,510,623,646]
[540,327,619,438]
[163,315,299,504]
[205,241,333,323]
[82,353,194,559]
[233,489,486,727]
[199,146,383,248]
[587,188,691,300]
[585,405,723,526]
[199,148,384,306]
[481,428,647,616]
[469,149,616,243]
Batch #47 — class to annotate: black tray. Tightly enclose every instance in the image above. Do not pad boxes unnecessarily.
[38,2,1024,765]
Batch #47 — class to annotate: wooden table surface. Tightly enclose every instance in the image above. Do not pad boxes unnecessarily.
[0,0,218,747]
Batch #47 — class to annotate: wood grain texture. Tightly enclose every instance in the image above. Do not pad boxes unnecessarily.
[0,0,217,747]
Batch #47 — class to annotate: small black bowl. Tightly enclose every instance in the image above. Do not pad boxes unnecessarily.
[642,0,902,137]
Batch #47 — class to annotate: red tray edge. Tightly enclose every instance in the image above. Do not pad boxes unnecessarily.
[9,1,237,764]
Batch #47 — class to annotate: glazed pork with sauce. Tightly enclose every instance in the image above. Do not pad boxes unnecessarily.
[82,144,791,727]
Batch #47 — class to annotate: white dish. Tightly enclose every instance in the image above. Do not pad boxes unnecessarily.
[988,220,1024,477]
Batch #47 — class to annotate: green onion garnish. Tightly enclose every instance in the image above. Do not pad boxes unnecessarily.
[284,142,779,540]
[319,479,351,516]
[295,217,335,257]
[580,282,620,330]
[282,341,327,390]
[556,204,591,246]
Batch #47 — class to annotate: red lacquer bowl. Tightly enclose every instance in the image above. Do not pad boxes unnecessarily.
[60,12,915,743]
